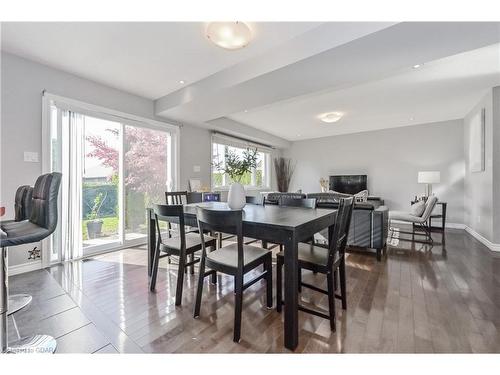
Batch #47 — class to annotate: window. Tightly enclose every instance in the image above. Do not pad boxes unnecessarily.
[212,134,272,189]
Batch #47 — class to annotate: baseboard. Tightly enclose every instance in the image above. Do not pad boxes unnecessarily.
[9,260,42,275]
[390,219,465,230]
[464,226,500,252]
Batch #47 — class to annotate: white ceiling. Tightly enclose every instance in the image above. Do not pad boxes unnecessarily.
[2,22,499,145]
[0,22,320,99]
[229,43,500,141]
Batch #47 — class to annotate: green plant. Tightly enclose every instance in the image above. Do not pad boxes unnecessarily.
[87,192,106,221]
[214,147,258,183]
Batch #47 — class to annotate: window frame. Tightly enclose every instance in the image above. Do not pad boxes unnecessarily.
[211,135,272,191]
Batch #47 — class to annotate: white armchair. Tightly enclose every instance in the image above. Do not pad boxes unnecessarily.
[389,196,438,244]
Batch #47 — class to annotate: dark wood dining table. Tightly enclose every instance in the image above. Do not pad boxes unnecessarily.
[146,202,337,351]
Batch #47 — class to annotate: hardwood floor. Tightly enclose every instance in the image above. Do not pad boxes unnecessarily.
[8,226,500,353]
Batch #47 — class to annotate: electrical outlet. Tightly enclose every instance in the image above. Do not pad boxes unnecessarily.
[24,151,39,162]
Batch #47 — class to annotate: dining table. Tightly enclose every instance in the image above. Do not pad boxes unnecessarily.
[146,202,337,351]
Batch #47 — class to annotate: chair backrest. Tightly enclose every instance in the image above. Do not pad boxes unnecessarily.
[29,172,62,232]
[246,195,262,205]
[279,197,317,209]
[187,192,203,203]
[196,207,244,269]
[327,197,355,268]
[153,204,186,247]
[14,185,33,221]
[421,196,438,220]
[265,192,306,205]
[165,191,188,205]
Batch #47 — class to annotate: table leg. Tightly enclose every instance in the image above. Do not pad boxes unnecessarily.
[283,233,299,351]
[147,209,156,277]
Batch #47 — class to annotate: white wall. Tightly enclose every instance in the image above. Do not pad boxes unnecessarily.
[463,86,500,244]
[284,119,466,225]
[464,90,494,241]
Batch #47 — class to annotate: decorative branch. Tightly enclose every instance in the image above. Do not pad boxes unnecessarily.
[274,157,295,192]
[213,147,258,183]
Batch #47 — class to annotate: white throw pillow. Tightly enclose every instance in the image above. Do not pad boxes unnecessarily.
[411,200,426,217]
[354,190,369,202]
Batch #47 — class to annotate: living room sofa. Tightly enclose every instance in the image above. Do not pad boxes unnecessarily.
[262,192,388,260]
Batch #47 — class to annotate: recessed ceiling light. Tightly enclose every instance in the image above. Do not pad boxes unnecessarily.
[244,109,248,113]
[206,22,252,50]
[179,80,185,84]
[409,116,414,121]
[318,112,344,123]
[412,64,422,69]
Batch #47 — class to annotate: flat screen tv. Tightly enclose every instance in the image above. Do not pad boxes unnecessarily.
[329,175,367,195]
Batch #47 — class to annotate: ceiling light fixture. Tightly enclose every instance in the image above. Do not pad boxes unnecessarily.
[206,22,252,50]
[179,80,185,84]
[318,112,344,123]
[412,64,422,69]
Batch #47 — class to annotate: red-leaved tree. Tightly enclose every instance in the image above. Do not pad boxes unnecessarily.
[86,127,169,202]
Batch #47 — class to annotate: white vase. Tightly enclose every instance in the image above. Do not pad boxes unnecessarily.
[227,182,246,209]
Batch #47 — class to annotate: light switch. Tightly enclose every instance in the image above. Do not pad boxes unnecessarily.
[24,151,39,163]
[193,165,201,173]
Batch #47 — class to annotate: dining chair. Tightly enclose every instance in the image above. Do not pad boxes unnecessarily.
[279,197,317,209]
[276,196,354,331]
[245,195,262,205]
[272,197,317,252]
[149,204,217,306]
[165,191,188,205]
[193,207,273,343]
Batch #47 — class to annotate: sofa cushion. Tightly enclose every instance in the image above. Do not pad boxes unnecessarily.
[410,200,426,217]
[354,189,369,202]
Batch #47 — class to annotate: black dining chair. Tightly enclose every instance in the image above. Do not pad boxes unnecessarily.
[270,197,318,252]
[149,204,217,306]
[245,196,262,205]
[193,207,273,343]
[279,197,317,209]
[276,196,354,331]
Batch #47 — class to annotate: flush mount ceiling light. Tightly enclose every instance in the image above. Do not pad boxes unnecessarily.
[318,112,344,123]
[412,64,423,69]
[206,22,252,50]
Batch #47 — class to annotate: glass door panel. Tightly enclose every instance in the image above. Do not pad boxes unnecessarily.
[82,116,122,252]
[124,125,170,242]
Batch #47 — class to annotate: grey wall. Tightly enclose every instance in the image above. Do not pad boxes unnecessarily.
[284,120,466,225]
[463,90,494,241]
[0,52,209,266]
[464,86,500,243]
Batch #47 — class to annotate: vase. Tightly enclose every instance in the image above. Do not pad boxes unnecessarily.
[227,182,246,209]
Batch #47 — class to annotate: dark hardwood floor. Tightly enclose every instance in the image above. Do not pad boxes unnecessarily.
[8,226,500,353]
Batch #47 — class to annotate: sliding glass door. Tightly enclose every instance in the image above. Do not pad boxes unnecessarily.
[45,96,177,262]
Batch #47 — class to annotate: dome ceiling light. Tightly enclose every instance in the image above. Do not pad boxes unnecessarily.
[318,112,344,123]
[206,22,252,50]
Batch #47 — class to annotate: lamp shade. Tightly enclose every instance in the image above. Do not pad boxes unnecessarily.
[418,171,440,184]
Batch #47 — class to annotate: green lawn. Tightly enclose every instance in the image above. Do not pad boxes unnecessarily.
[82,216,119,240]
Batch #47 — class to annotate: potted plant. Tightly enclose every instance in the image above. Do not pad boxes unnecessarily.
[214,148,258,209]
[86,192,105,239]
[274,157,295,192]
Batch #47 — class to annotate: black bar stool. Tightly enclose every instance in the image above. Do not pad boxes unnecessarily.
[1,172,62,353]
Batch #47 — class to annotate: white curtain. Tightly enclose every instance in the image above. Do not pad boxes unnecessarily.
[61,111,84,260]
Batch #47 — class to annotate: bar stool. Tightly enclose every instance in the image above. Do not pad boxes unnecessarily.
[1,172,62,353]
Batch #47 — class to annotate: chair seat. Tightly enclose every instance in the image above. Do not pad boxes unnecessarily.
[206,243,271,271]
[389,211,427,223]
[160,232,216,253]
[277,242,341,269]
[0,220,50,247]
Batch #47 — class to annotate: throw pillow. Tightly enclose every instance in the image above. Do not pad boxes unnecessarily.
[411,200,426,217]
[354,189,369,203]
